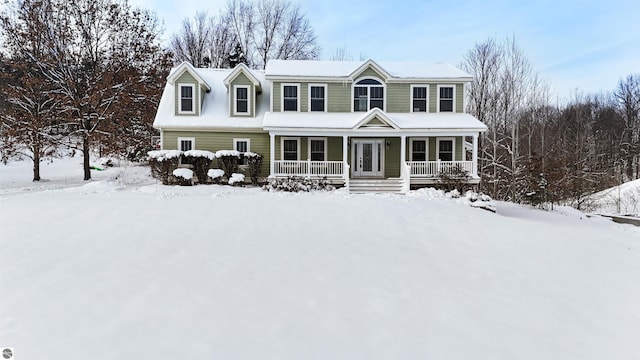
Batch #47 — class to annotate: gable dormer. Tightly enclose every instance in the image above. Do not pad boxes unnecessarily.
[167,62,211,116]
[224,63,262,117]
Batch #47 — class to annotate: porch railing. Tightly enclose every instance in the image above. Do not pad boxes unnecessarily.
[407,160,474,177]
[273,160,344,177]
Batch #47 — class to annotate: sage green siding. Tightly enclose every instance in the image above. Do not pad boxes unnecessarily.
[428,138,437,161]
[384,137,400,177]
[274,136,308,160]
[273,136,343,161]
[272,82,281,112]
[426,136,463,161]
[429,83,464,113]
[429,84,438,113]
[174,71,200,116]
[456,84,464,113]
[229,73,255,117]
[327,83,351,112]
[355,67,385,80]
[386,83,409,112]
[162,130,270,175]
[327,137,343,161]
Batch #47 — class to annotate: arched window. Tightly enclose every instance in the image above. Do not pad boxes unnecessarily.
[353,78,384,111]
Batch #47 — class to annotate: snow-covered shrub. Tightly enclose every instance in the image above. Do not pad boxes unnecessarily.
[172,168,193,186]
[184,150,215,184]
[229,173,245,186]
[437,164,471,192]
[148,150,182,185]
[207,168,225,184]
[215,150,240,179]
[263,176,335,192]
[245,152,263,184]
[446,189,461,198]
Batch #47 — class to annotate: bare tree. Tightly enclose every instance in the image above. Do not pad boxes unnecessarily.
[615,74,640,180]
[170,12,212,67]
[329,46,353,61]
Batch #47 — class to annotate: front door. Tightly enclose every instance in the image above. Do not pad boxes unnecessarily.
[352,139,384,177]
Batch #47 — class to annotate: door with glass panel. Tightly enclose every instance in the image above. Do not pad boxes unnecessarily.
[352,139,384,177]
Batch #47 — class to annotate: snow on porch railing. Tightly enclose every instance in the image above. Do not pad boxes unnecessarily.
[407,161,474,177]
[274,160,344,177]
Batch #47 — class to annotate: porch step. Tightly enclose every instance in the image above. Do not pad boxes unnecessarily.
[348,178,405,194]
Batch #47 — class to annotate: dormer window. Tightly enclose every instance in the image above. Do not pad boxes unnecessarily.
[178,84,196,114]
[354,78,384,112]
[438,85,455,112]
[234,85,250,115]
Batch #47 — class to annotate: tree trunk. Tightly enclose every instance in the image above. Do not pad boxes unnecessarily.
[83,136,91,180]
[32,143,41,182]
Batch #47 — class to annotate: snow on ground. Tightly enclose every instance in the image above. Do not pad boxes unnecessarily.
[1,157,639,360]
[588,178,640,216]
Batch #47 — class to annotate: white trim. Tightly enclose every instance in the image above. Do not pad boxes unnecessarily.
[167,62,211,91]
[308,83,327,112]
[436,137,456,161]
[233,85,251,116]
[177,137,195,151]
[223,63,261,89]
[348,59,392,81]
[437,84,456,113]
[410,84,429,113]
[177,83,196,114]
[280,137,300,161]
[308,137,327,161]
[351,76,386,112]
[159,129,164,150]
[281,83,300,112]
[409,137,429,161]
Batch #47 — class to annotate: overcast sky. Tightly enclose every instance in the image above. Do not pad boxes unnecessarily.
[131,0,640,101]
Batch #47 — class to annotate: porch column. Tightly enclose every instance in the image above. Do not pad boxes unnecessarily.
[400,135,406,164]
[342,135,349,181]
[472,134,478,176]
[270,133,275,176]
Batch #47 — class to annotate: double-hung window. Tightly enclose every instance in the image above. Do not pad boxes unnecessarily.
[282,138,299,161]
[309,138,326,161]
[438,85,454,112]
[178,137,194,164]
[412,86,428,112]
[309,85,326,112]
[234,138,250,165]
[438,139,454,161]
[235,86,249,115]
[282,84,299,111]
[178,84,195,114]
[411,139,427,161]
[354,78,384,111]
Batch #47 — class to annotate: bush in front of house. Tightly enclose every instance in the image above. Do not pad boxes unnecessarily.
[215,150,240,179]
[437,164,471,192]
[229,173,245,186]
[148,150,182,185]
[263,176,335,192]
[172,168,193,186]
[245,151,263,185]
[184,150,216,184]
[207,168,225,184]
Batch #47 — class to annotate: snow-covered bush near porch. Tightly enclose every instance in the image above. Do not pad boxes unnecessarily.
[148,150,182,185]
[244,152,263,184]
[228,173,245,185]
[263,176,335,192]
[215,150,240,179]
[184,150,215,184]
[172,168,193,186]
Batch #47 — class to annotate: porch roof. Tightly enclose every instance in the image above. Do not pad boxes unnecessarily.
[263,110,488,133]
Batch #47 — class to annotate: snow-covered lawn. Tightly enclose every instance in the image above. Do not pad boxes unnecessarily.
[1,158,639,360]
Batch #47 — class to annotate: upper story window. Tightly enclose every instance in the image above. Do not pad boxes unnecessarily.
[411,86,428,112]
[178,84,195,114]
[309,84,326,112]
[234,86,250,115]
[354,78,384,112]
[438,85,455,112]
[282,84,299,112]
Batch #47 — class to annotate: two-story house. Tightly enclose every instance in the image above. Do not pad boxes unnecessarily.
[153,60,487,192]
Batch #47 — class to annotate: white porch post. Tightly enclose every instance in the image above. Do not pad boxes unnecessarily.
[270,133,275,176]
[400,134,407,179]
[342,135,349,181]
[472,134,478,176]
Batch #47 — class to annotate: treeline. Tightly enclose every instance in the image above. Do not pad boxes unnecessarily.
[462,38,640,209]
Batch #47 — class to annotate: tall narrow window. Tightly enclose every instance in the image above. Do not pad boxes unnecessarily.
[438,139,453,161]
[178,137,194,164]
[282,138,299,160]
[412,86,428,112]
[309,138,326,161]
[179,84,195,113]
[234,138,250,165]
[309,85,326,112]
[235,86,249,114]
[283,85,299,111]
[354,78,384,111]
[411,140,427,161]
[439,86,454,112]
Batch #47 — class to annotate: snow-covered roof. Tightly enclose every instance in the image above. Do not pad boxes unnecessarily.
[153,67,269,129]
[263,110,488,132]
[265,59,472,80]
